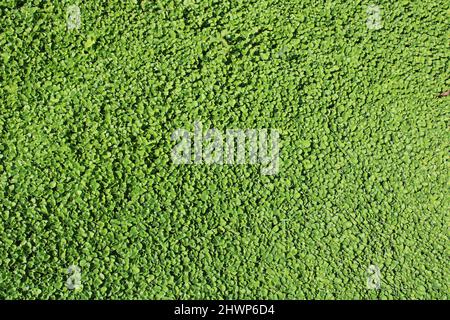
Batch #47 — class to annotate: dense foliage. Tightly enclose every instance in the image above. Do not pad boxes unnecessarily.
[0,0,448,299]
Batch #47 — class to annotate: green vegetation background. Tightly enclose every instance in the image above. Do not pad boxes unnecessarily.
[0,0,448,299]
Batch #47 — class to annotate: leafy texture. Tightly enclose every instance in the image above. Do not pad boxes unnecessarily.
[0,0,448,299]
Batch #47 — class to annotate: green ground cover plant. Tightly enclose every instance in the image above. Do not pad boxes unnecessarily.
[0,0,448,299]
